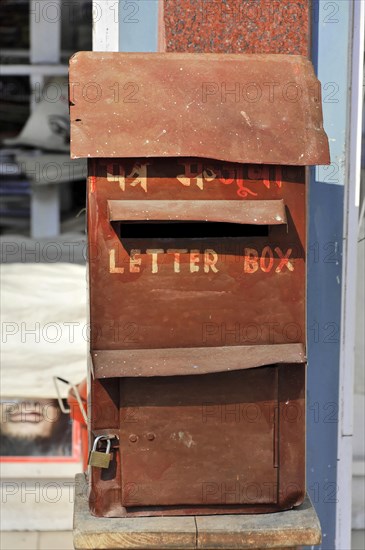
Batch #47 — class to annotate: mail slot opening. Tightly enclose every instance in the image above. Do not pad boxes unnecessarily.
[117,221,269,239]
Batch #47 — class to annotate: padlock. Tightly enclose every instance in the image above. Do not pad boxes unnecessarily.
[88,436,112,469]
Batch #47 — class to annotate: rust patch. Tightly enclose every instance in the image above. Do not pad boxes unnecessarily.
[70,52,330,165]
[107,199,287,225]
[92,343,305,378]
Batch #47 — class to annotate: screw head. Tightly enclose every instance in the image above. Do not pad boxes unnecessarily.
[129,434,138,443]
[146,432,155,441]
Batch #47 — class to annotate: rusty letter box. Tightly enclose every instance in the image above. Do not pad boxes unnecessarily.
[70,52,330,517]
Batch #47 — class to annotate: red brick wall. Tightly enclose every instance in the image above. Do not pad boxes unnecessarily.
[162,0,309,55]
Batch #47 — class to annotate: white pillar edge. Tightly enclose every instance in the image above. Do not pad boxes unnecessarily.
[336,1,365,548]
[92,0,119,52]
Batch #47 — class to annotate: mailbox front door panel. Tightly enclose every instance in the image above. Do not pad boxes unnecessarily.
[120,368,278,507]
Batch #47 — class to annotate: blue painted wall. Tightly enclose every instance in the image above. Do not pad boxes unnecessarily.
[119,0,159,52]
[307,2,350,548]
[306,180,344,549]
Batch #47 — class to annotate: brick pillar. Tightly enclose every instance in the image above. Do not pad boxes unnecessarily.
[161,0,310,55]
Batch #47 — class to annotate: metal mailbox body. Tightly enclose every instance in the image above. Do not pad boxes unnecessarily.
[69,52,330,517]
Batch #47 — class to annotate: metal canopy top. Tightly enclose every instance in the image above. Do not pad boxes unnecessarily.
[69,52,330,166]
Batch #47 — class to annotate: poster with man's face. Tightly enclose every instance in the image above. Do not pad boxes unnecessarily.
[0,263,87,466]
[0,397,73,458]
